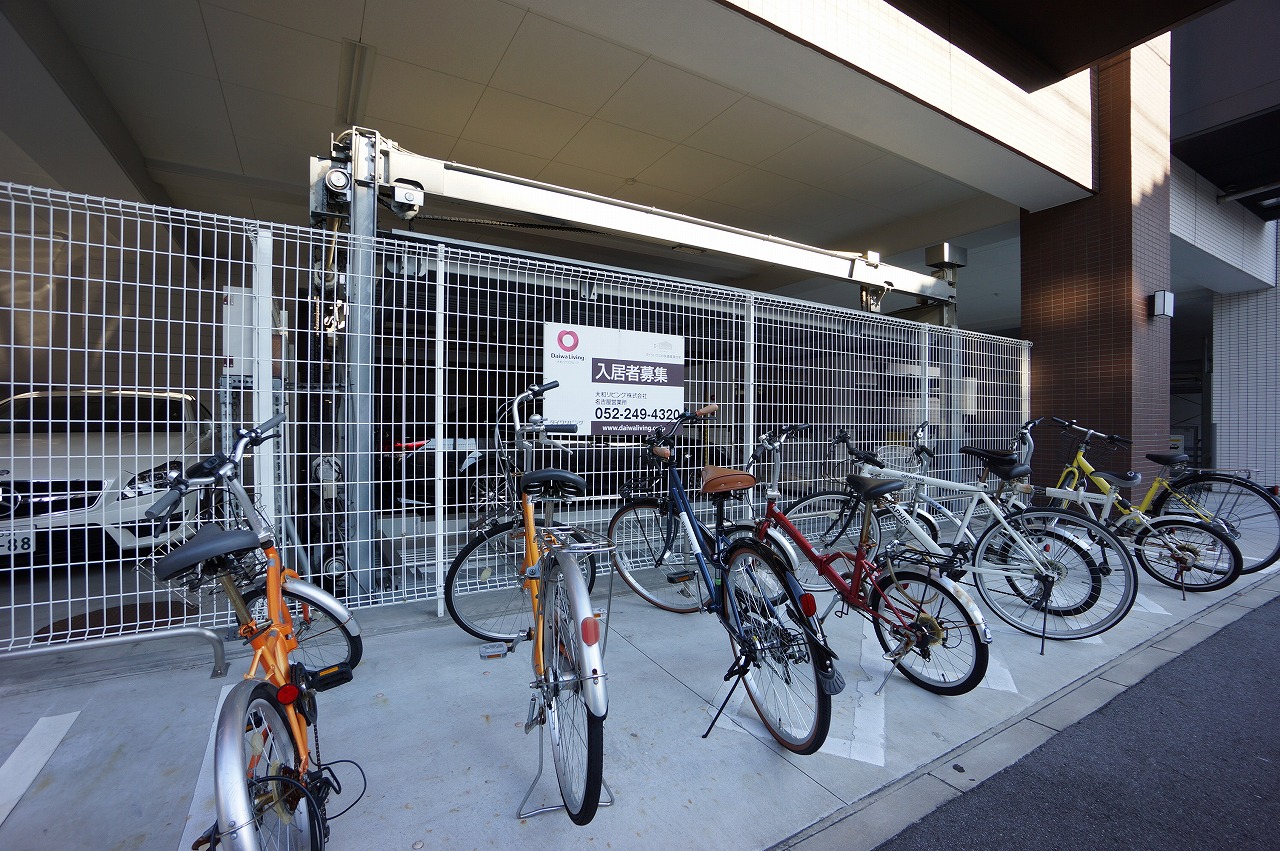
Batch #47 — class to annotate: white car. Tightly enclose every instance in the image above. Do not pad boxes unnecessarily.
[0,390,213,562]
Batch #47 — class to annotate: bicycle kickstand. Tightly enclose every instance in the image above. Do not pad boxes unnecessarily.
[702,655,751,739]
[516,695,614,819]
[875,638,913,696]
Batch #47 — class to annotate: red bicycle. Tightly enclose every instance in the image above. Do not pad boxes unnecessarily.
[753,425,991,696]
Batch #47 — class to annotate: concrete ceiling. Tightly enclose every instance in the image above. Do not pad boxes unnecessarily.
[0,0,1266,340]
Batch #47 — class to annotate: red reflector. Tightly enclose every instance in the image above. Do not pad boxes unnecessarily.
[581,616,600,647]
[276,683,301,705]
[799,593,817,618]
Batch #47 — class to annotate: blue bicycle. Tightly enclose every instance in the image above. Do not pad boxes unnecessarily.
[607,405,841,754]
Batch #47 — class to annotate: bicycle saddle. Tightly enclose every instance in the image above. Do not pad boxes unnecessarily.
[1146,452,1190,466]
[960,446,1031,481]
[701,465,757,494]
[520,468,587,499]
[1095,469,1142,488]
[153,523,260,582]
[844,474,905,501]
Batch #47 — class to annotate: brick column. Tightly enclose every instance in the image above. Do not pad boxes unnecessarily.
[1020,39,1172,481]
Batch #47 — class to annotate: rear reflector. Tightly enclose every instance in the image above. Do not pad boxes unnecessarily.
[581,616,600,646]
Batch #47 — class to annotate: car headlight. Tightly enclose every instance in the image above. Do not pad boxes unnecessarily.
[120,460,183,500]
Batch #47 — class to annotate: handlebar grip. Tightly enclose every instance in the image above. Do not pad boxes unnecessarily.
[531,380,560,396]
[1023,417,1044,428]
[1051,416,1072,427]
[145,489,184,520]
[1110,434,1133,446]
[545,423,578,434]
[257,412,287,434]
[694,403,718,417]
[854,449,885,468]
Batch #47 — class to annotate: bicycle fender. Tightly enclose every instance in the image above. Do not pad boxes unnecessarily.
[276,578,362,637]
[762,525,802,573]
[557,551,608,718]
[933,573,993,645]
[214,679,276,851]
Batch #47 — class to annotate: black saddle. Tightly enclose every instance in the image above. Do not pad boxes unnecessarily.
[844,474,906,501]
[960,446,1031,481]
[520,469,587,500]
[1147,452,1190,466]
[153,523,260,582]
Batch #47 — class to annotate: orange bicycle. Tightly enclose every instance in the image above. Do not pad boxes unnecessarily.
[148,414,362,850]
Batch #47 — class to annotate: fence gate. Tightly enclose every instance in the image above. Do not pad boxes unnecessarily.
[1,182,1029,653]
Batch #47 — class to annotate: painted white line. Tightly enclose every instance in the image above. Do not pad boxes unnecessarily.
[1135,593,1170,615]
[0,711,80,827]
[982,650,1018,692]
[179,684,236,851]
[847,620,887,766]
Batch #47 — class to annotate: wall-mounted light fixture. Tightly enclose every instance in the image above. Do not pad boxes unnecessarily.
[1151,290,1174,318]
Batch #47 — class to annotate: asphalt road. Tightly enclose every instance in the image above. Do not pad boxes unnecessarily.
[873,593,1280,850]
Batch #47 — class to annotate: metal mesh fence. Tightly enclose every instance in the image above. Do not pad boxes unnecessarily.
[1,182,1029,651]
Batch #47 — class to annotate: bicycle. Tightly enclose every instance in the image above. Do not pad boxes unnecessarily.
[784,428,1140,645]
[146,414,363,850]
[1008,418,1243,594]
[1013,416,1280,574]
[750,424,990,696]
[607,406,840,755]
[443,381,611,824]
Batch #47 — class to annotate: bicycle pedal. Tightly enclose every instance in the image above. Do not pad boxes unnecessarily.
[479,641,509,660]
[666,570,696,584]
[307,663,354,692]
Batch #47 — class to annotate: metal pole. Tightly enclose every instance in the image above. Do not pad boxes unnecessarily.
[343,128,380,595]
[1,628,230,678]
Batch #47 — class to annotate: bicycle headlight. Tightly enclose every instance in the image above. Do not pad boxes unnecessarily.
[121,460,183,500]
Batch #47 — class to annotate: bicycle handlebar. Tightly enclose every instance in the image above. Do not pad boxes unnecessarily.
[1050,416,1132,447]
[145,414,287,519]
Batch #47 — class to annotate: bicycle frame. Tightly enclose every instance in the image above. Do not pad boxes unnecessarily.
[499,384,607,717]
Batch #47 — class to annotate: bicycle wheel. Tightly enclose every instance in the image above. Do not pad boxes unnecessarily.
[972,508,1138,640]
[445,520,597,642]
[870,569,988,696]
[242,586,362,672]
[1134,516,1242,592]
[1154,473,1280,573]
[541,557,605,825]
[608,500,708,612]
[722,540,831,755]
[217,683,320,851]
[783,490,871,590]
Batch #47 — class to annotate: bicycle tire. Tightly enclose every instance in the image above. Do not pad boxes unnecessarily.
[870,569,988,696]
[216,682,321,851]
[722,540,831,755]
[608,500,708,612]
[971,508,1138,640]
[542,556,605,825]
[782,490,874,590]
[1134,516,1242,592]
[241,586,363,672]
[1153,472,1280,573]
[445,520,597,643]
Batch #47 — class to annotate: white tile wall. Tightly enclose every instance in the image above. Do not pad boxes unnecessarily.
[1214,285,1280,486]
[1172,158,1278,284]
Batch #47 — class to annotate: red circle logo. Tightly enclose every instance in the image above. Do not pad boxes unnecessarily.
[557,330,579,352]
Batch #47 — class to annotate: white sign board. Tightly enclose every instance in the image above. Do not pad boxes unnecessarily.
[543,323,685,435]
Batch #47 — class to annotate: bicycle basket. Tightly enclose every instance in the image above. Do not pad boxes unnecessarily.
[136,500,270,606]
[874,444,922,502]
